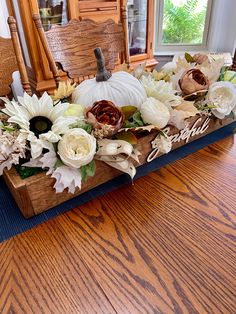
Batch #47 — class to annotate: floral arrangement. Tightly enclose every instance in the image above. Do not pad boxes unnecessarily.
[1,50,236,194]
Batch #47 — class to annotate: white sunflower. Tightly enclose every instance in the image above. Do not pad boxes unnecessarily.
[140,75,182,107]
[1,92,76,159]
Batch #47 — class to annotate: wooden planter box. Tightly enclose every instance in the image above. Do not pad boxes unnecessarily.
[3,115,235,218]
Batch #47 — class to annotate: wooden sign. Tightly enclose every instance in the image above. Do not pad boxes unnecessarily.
[147,117,211,162]
[165,117,211,144]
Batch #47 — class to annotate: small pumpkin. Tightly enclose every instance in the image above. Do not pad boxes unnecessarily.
[72,48,147,109]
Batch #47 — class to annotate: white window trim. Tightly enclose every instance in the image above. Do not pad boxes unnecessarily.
[0,0,10,37]
[154,0,213,55]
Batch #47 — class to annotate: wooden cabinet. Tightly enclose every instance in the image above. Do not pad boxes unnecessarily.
[76,0,121,22]
[8,0,157,93]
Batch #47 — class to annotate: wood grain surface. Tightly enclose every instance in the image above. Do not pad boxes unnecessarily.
[1,134,236,313]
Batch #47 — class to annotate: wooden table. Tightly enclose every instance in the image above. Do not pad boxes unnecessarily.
[0,135,236,314]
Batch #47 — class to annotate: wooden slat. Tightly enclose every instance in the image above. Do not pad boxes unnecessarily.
[78,1,118,10]
[79,9,117,14]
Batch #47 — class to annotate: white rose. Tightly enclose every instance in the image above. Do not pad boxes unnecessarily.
[152,134,172,154]
[208,81,236,119]
[140,97,170,128]
[58,128,96,168]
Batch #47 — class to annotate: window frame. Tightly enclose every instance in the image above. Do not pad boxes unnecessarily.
[154,0,213,54]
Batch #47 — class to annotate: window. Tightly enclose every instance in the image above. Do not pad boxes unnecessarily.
[155,0,213,54]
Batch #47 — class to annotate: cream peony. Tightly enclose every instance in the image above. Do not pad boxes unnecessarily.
[208,82,236,119]
[58,128,96,168]
[140,97,170,129]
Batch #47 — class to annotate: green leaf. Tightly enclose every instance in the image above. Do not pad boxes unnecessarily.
[226,111,235,119]
[80,123,93,134]
[185,52,195,63]
[81,165,88,182]
[219,66,229,81]
[124,111,145,128]
[15,165,44,179]
[61,97,70,103]
[115,130,138,144]
[54,158,64,168]
[81,160,96,182]
[124,121,137,128]
[228,72,236,82]
[132,111,145,126]
[121,106,138,120]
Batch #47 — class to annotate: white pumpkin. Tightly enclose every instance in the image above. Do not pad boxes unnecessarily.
[72,48,147,109]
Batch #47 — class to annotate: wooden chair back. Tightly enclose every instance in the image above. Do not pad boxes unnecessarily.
[0,17,31,97]
[33,13,130,84]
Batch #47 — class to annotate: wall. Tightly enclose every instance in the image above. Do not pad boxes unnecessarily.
[0,0,24,97]
[208,0,236,54]
[12,0,32,67]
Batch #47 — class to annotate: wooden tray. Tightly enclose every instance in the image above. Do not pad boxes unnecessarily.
[3,115,235,218]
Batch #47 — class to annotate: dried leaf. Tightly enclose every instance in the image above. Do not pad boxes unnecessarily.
[115,130,138,145]
[175,100,199,117]
[130,148,141,163]
[103,158,136,179]
[169,100,199,129]
[198,58,225,83]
